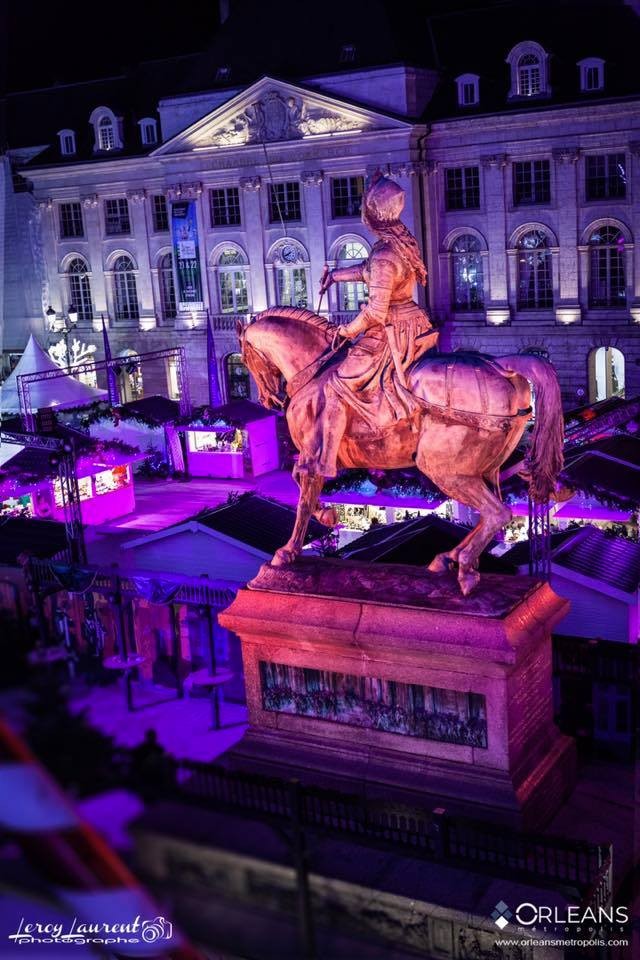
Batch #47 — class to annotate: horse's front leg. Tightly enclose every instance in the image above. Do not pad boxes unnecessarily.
[272,471,325,567]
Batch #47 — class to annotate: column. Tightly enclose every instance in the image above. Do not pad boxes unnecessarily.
[629,142,640,322]
[81,194,107,327]
[126,189,155,324]
[481,154,510,325]
[240,176,268,312]
[390,162,425,308]
[423,161,446,326]
[301,170,326,312]
[37,198,59,315]
[552,147,581,324]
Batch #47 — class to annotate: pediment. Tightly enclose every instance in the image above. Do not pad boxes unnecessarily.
[153,76,409,155]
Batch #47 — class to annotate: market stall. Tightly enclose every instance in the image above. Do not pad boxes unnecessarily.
[177,400,279,479]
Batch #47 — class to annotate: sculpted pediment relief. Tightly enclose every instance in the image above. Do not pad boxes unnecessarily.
[199,90,369,148]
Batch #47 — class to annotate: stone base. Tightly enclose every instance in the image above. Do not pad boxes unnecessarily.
[219,558,576,831]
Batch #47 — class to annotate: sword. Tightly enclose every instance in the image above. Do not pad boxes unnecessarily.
[317,264,330,315]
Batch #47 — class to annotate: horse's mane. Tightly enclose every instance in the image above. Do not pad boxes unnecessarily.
[252,306,333,337]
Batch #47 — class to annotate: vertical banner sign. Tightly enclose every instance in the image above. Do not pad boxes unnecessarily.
[171,200,204,311]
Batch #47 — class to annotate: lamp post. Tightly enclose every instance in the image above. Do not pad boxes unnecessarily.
[47,305,78,373]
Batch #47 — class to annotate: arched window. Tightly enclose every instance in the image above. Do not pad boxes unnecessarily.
[112,256,139,322]
[98,116,116,151]
[517,230,553,309]
[451,235,484,310]
[336,240,369,312]
[588,226,626,308]
[225,353,251,401]
[588,346,625,402]
[518,54,541,97]
[271,241,309,308]
[158,254,177,320]
[67,258,93,322]
[217,247,249,314]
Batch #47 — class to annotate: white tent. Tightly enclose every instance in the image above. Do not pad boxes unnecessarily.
[0,334,107,415]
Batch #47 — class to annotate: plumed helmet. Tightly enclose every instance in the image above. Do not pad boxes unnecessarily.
[362,170,405,224]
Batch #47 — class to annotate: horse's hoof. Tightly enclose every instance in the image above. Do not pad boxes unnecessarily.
[271,547,297,567]
[458,570,480,596]
[428,554,452,573]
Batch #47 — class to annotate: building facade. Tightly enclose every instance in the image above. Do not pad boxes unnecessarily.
[3,1,640,407]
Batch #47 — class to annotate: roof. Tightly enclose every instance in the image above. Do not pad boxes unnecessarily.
[336,514,514,573]
[180,493,325,554]
[560,452,640,508]
[0,518,67,565]
[423,0,640,122]
[184,400,274,428]
[552,525,640,595]
[119,395,180,425]
[500,528,576,568]
[565,435,640,468]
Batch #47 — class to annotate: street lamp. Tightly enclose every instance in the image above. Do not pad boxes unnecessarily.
[47,305,78,373]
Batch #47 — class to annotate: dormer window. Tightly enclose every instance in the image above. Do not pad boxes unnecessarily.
[456,74,480,107]
[578,57,605,92]
[89,106,123,153]
[138,118,158,146]
[215,66,231,82]
[340,43,356,63]
[57,129,76,156]
[506,41,550,99]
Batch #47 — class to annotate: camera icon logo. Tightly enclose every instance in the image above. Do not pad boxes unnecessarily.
[141,917,173,943]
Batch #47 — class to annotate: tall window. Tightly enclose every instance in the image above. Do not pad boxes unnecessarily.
[98,116,115,151]
[588,226,626,308]
[445,167,480,210]
[104,198,131,235]
[518,53,542,96]
[336,241,368,311]
[513,160,550,206]
[152,194,169,232]
[579,58,604,92]
[112,256,139,322]
[158,254,177,320]
[58,130,76,156]
[517,230,553,309]
[276,266,308,307]
[67,258,93,322]
[59,202,84,239]
[456,74,479,107]
[139,119,157,145]
[588,347,625,403]
[586,154,626,201]
[225,353,251,401]
[269,182,301,222]
[210,187,241,226]
[451,235,484,310]
[331,177,364,218]
[217,248,249,313]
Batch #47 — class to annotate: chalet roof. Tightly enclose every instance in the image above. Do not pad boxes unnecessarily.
[552,525,640,595]
[119,395,180,425]
[0,518,67,565]
[564,435,640,468]
[499,529,576,568]
[183,493,325,555]
[183,400,274,428]
[560,452,640,508]
[336,514,513,573]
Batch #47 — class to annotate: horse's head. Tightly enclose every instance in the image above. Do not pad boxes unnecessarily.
[239,308,332,411]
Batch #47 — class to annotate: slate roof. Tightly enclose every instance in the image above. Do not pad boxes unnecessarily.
[0,518,67,565]
[185,493,325,554]
[119,395,180,425]
[500,528,577,569]
[336,514,514,573]
[186,400,274,427]
[560,452,640,507]
[552,525,640,594]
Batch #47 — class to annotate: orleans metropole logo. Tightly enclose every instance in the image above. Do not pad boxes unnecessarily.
[490,900,629,931]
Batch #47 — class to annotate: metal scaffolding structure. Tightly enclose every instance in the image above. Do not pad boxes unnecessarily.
[17,346,191,432]
[0,430,86,565]
[527,495,552,580]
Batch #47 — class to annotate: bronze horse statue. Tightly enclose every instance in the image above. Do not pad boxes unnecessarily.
[240,306,563,595]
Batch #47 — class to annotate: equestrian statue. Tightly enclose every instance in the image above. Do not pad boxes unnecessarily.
[240,171,563,595]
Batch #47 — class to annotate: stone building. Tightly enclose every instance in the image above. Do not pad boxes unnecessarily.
[2,0,639,406]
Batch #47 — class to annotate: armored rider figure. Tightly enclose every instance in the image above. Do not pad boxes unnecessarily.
[316,170,438,477]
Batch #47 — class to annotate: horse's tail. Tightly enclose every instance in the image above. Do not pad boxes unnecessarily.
[498,354,564,502]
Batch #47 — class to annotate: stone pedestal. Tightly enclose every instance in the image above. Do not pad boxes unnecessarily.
[219,558,576,830]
